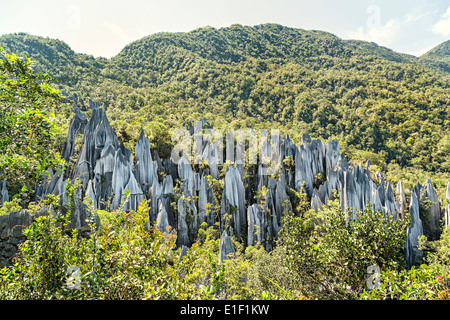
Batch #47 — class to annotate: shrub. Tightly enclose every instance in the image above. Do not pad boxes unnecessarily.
[359,264,450,300]
[280,199,410,299]
[0,187,198,300]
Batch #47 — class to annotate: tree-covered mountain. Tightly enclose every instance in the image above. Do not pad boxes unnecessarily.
[0,24,448,194]
[420,40,450,75]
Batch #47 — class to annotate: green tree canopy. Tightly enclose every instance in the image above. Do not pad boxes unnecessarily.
[0,46,64,201]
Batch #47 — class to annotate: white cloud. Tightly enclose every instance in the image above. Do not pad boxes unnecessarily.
[345,4,439,49]
[102,21,132,44]
[432,6,450,37]
[346,17,402,47]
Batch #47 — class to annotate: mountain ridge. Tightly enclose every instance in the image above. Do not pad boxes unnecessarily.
[1,23,446,74]
[0,24,448,195]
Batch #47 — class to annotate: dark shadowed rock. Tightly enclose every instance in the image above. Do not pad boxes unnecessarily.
[135,129,158,196]
[405,184,424,269]
[0,180,9,206]
[219,230,235,264]
[395,181,407,219]
[111,143,145,212]
[247,203,262,247]
[422,177,442,240]
[62,103,88,162]
[73,107,119,189]
[220,166,246,239]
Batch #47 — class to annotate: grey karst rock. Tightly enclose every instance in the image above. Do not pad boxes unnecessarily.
[366,179,376,210]
[14,100,447,268]
[186,196,199,243]
[372,186,385,215]
[88,99,99,109]
[395,181,407,219]
[326,169,341,200]
[235,141,245,179]
[135,129,158,196]
[110,143,145,212]
[384,182,396,217]
[156,200,170,234]
[34,169,51,201]
[149,177,162,223]
[178,152,195,198]
[160,196,175,228]
[256,162,268,192]
[264,178,277,251]
[275,172,291,220]
[219,230,235,265]
[58,180,100,231]
[162,157,179,183]
[0,209,34,268]
[295,143,314,196]
[194,119,215,167]
[365,159,372,176]
[405,184,424,269]
[311,189,325,213]
[355,162,372,210]
[341,170,359,217]
[309,138,326,177]
[148,175,175,225]
[61,103,88,162]
[258,131,279,179]
[0,180,9,206]
[38,167,65,198]
[0,210,34,238]
[225,129,235,164]
[247,204,263,247]
[198,174,215,227]
[179,245,189,263]
[301,132,312,145]
[52,169,66,196]
[88,142,115,209]
[153,150,164,177]
[336,151,349,171]
[176,198,191,247]
[325,140,340,175]
[85,179,97,207]
[161,174,174,195]
[423,178,442,240]
[376,180,386,210]
[73,107,119,189]
[284,134,297,156]
[220,165,246,239]
[447,181,450,201]
[208,142,220,179]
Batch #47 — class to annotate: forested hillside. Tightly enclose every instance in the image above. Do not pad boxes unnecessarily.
[420,40,450,75]
[1,23,450,302]
[0,24,448,195]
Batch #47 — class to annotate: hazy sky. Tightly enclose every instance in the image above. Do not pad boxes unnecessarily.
[0,0,449,58]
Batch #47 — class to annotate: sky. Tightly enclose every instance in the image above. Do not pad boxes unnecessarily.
[0,0,449,58]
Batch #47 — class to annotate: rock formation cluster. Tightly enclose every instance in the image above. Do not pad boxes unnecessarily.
[0,102,448,269]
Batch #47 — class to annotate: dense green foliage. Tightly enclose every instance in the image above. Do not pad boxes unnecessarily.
[420,40,450,75]
[1,185,449,300]
[0,24,448,196]
[0,46,64,200]
[0,184,197,299]
[0,24,449,301]
[280,199,410,299]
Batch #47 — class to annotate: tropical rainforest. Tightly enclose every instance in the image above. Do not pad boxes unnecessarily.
[0,23,449,301]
